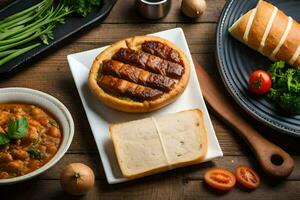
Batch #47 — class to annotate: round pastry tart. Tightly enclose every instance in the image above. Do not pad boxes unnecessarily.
[88,36,190,112]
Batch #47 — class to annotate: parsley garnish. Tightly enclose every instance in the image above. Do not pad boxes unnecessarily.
[48,119,58,128]
[27,147,46,160]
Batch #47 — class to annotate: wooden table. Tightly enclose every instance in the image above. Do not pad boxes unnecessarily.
[1,1,300,199]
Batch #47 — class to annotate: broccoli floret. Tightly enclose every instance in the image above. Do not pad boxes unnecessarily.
[279,93,300,115]
[267,88,281,101]
[268,61,285,82]
[288,69,300,93]
[267,61,300,115]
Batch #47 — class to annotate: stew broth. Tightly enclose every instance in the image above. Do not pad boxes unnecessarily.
[0,103,62,179]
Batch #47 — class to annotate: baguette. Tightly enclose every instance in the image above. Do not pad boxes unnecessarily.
[229,0,300,68]
[109,109,208,179]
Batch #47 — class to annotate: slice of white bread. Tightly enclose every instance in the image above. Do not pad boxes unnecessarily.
[109,109,208,179]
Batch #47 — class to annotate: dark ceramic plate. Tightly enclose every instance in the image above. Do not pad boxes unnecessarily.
[216,0,300,136]
[0,0,117,74]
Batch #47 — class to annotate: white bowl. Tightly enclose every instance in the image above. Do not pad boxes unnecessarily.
[0,87,74,185]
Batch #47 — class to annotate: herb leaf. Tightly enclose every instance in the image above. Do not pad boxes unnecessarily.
[0,134,10,145]
[63,0,102,17]
[27,147,46,160]
[7,117,29,139]
[48,119,58,128]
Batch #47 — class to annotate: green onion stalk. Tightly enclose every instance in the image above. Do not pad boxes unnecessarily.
[0,0,102,66]
[0,0,72,66]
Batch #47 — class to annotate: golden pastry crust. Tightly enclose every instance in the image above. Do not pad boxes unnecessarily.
[88,36,190,113]
[228,10,252,44]
[263,7,288,57]
[277,22,300,63]
[248,1,274,50]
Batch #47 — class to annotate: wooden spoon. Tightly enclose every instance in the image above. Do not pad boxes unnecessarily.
[194,60,294,177]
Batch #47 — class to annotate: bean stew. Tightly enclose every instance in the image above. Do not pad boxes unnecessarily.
[0,103,62,179]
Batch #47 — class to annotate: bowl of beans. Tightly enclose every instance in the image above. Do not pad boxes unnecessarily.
[0,87,74,184]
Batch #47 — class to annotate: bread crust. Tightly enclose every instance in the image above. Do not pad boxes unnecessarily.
[88,36,190,113]
[277,22,300,63]
[109,109,208,179]
[248,1,274,50]
[229,0,300,68]
[229,10,252,43]
[263,7,288,57]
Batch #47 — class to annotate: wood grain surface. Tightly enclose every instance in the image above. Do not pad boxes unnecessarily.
[1,0,300,199]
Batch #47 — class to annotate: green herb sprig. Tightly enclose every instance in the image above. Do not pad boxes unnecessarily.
[27,147,46,160]
[0,117,29,145]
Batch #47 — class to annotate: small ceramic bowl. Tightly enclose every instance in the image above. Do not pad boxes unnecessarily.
[0,87,74,185]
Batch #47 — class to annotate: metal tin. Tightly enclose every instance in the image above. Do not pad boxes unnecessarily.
[135,0,171,20]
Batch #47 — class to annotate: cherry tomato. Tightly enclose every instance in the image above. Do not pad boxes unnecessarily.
[248,70,272,95]
[236,166,260,189]
[204,168,236,191]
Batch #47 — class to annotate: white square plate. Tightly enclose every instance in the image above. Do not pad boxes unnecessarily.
[67,28,223,184]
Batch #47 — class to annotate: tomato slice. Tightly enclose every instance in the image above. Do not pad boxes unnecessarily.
[204,168,236,191]
[236,166,260,189]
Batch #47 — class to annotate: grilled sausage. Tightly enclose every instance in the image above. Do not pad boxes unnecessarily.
[142,41,182,64]
[98,75,163,101]
[113,48,184,79]
[102,60,176,92]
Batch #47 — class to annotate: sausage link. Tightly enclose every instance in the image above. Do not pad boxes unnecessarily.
[98,75,163,101]
[142,41,182,64]
[102,60,176,92]
[113,48,184,79]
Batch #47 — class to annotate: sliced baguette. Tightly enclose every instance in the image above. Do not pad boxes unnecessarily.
[109,109,208,179]
[229,0,300,68]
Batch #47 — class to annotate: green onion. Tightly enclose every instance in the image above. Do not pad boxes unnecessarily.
[0,43,41,66]
[0,49,18,58]
[0,0,102,66]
